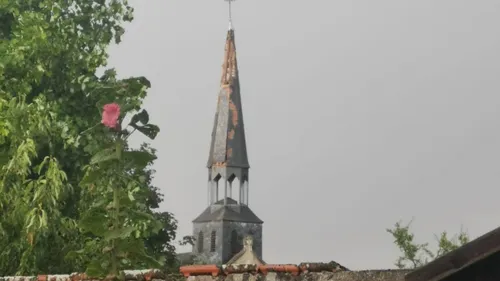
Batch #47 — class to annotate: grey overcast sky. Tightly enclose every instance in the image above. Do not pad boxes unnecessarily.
[106,0,500,270]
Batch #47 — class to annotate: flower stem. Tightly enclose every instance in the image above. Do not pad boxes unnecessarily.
[79,122,100,135]
[111,185,120,277]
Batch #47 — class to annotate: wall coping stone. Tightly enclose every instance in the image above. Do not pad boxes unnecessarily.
[0,264,411,281]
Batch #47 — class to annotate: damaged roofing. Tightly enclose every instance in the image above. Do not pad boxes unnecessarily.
[207,28,249,170]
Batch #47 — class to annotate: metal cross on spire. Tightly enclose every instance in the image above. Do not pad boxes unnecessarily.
[225,0,235,30]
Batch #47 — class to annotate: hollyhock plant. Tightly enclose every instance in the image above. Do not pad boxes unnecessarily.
[78,102,162,278]
[101,103,120,128]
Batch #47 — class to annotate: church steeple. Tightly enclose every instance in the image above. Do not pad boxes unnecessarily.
[206,27,250,206]
[191,6,263,264]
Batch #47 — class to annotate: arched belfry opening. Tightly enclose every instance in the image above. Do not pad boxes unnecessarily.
[230,229,241,256]
[208,170,249,206]
[227,174,242,204]
[208,173,222,204]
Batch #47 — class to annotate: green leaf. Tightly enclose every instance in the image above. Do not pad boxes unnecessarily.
[90,147,120,164]
[115,239,163,267]
[138,175,147,183]
[85,259,106,277]
[130,109,149,125]
[104,226,136,241]
[123,151,156,169]
[81,168,101,185]
[122,209,155,222]
[137,76,151,88]
[80,213,108,237]
[139,253,163,268]
[131,123,160,140]
[127,191,135,201]
[102,246,113,254]
[114,26,125,44]
[65,249,85,260]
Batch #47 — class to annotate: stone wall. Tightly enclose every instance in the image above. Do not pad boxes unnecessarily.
[187,271,409,281]
[0,267,410,281]
[0,262,409,281]
[0,270,180,281]
[180,263,410,281]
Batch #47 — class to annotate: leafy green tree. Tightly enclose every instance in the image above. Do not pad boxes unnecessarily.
[387,219,470,269]
[178,236,196,248]
[0,0,178,276]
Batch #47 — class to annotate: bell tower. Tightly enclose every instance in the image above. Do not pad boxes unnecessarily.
[191,22,263,264]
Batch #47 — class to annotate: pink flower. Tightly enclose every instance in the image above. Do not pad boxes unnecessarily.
[101,103,121,128]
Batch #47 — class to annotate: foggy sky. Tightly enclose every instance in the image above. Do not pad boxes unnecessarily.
[107,0,500,269]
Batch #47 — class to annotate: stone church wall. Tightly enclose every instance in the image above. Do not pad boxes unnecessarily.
[192,221,263,264]
[192,222,224,264]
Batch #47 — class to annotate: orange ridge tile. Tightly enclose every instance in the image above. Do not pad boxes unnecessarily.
[179,265,221,277]
[259,264,300,276]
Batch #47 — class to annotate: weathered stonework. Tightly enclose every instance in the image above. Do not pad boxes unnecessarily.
[0,270,410,281]
[193,221,224,264]
[192,221,263,264]
[183,270,410,281]
[0,270,180,281]
[222,222,263,263]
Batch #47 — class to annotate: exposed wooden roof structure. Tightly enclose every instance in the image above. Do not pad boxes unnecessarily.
[406,225,500,281]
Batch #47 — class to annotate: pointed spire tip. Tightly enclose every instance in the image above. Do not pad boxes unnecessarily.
[226,0,235,31]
